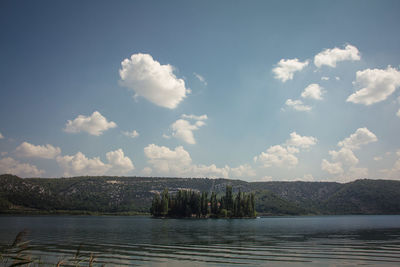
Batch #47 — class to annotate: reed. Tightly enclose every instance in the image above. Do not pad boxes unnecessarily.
[0,232,102,267]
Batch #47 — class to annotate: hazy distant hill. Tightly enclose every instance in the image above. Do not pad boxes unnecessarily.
[1,174,400,215]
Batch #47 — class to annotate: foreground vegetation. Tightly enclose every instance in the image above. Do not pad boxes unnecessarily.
[150,186,256,218]
[0,231,99,267]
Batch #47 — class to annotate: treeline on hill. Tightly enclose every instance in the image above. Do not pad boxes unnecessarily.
[150,186,256,218]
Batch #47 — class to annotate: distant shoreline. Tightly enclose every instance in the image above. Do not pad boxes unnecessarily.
[0,209,150,216]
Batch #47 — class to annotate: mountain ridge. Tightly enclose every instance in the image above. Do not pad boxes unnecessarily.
[1,174,400,215]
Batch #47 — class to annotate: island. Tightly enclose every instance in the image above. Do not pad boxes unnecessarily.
[150,186,256,218]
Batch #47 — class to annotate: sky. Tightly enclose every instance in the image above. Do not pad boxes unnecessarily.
[1,0,400,182]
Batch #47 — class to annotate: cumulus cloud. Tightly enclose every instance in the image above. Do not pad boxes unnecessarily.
[119,53,188,109]
[144,144,192,174]
[106,149,135,175]
[285,99,312,112]
[301,83,325,100]
[193,72,207,86]
[255,132,317,168]
[314,44,360,68]
[321,76,330,81]
[321,159,344,175]
[397,109,400,118]
[170,114,208,144]
[64,111,117,136]
[57,149,134,176]
[122,130,139,138]
[0,157,44,177]
[272,58,309,82]
[321,127,377,181]
[381,151,400,179]
[57,152,110,176]
[144,144,229,178]
[230,164,256,178]
[254,145,299,168]
[337,127,378,150]
[285,132,318,149]
[0,132,3,139]
[329,148,359,166]
[347,66,400,105]
[15,142,61,159]
[190,164,230,179]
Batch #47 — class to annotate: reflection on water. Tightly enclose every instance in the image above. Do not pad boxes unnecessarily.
[1,215,400,266]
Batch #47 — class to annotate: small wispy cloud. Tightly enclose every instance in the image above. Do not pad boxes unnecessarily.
[193,72,207,86]
[122,130,139,138]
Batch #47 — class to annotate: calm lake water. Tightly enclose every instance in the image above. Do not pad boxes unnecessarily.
[1,215,400,266]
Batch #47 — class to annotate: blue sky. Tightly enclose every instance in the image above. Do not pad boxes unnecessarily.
[1,0,400,182]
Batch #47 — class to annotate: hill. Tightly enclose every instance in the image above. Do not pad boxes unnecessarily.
[1,174,400,215]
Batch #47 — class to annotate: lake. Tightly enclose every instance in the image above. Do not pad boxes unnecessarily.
[1,215,400,266]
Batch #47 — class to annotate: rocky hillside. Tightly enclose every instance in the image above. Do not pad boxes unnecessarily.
[1,174,400,215]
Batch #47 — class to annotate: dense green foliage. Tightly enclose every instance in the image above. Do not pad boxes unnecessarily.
[150,186,256,218]
[2,174,400,216]
[254,190,311,215]
[322,179,400,214]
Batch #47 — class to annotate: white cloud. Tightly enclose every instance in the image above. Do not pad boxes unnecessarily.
[230,164,256,178]
[181,114,208,121]
[335,76,340,81]
[285,132,317,149]
[380,150,400,180]
[142,167,152,176]
[171,115,208,144]
[190,164,230,179]
[144,144,192,174]
[347,66,400,105]
[321,127,377,181]
[396,109,400,118]
[329,148,359,166]
[64,111,117,136]
[321,159,343,175]
[106,149,135,175]
[272,58,309,82]
[301,174,316,181]
[254,145,299,168]
[314,44,360,68]
[337,127,378,150]
[119,53,188,109]
[321,76,330,81]
[0,132,3,139]
[258,176,273,182]
[162,134,171,139]
[255,132,317,169]
[301,83,325,100]
[57,152,110,177]
[193,72,207,86]
[57,149,134,176]
[347,167,368,180]
[285,99,312,112]
[144,144,229,178]
[0,157,44,177]
[15,142,61,159]
[122,130,139,138]
[373,156,383,161]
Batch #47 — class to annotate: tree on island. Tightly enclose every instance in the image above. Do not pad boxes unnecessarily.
[150,185,256,218]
